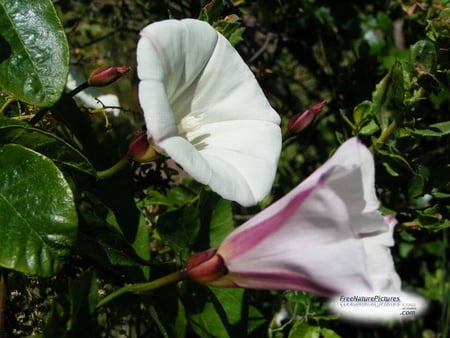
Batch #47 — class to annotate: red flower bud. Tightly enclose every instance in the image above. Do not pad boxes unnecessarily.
[128,132,160,162]
[288,100,326,133]
[184,247,228,284]
[88,66,131,87]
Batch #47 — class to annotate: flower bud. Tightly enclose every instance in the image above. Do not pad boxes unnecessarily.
[128,132,160,162]
[184,247,228,284]
[88,66,131,87]
[288,100,326,133]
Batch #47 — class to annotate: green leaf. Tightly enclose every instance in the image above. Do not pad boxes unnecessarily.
[198,0,223,24]
[42,300,69,338]
[407,121,450,137]
[213,16,245,46]
[77,193,149,268]
[0,144,77,276]
[377,149,414,177]
[67,269,98,337]
[353,100,380,135]
[410,40,436,72]
[408,174,425,199]
[209,199,234,247]
[426,8,450,41]
[0,115,28,127]
[157,205,201,260]
[210,288,244,326]
[180,282,236,338]
[0,124,96,175]
[288,321,321,338]
[131,215,151,279]
[371,61,405,128]
[194,191,235,253]
[320,327,343,338]
[0,0,69,106]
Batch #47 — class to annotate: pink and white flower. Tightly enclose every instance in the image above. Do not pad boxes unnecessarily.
[185,138,402,296]
[136,19,281,207]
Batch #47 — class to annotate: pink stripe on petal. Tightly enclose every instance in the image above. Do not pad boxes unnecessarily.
[229,270,339,296]
[219,183,320,261]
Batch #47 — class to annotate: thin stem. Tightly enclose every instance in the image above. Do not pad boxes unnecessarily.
[12,114,35,120]
[377,120,397,144]
[0,97,16,115]
[96,270,184,309]
[370,119,397,152]
[28,107,48,125]
[68,82,89,97]
[97,156,130,179]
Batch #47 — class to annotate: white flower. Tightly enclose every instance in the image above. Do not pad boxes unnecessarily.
[136,19,281,206]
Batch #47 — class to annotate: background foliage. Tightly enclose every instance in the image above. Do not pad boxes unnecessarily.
[0,0,449,337]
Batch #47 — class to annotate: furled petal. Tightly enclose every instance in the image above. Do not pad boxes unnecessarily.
[216,137,401,295]
[137,19,281,206]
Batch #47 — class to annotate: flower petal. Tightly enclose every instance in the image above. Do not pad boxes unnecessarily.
[217,137,401,294]
[137,19,281,206]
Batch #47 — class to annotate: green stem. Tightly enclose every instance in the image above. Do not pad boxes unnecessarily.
[0,97,16,115]
[378,120,397,144]
[97,156,130,179]
[96,270,184,309]
[370,119,397,152]
[12,114,35,120]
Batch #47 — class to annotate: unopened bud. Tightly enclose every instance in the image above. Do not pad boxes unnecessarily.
[128,132,160,162]
[288,100,326,133]
[88,66,131,87]
[184,247,228,284]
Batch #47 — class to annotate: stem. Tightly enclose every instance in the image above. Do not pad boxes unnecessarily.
[370,119,397,152]
[97,156,130,179]
[0,270,6,338]
[96,270,184,309]
[12,114,35,120]
[377,120,397,144]
[0,97,16,115]
[68,82,89,97]
[28,107,48,125]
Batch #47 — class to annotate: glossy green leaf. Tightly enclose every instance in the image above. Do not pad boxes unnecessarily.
[0,124,96,175]
[0,0,69,106]
[0,144,77,276]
